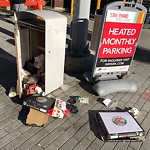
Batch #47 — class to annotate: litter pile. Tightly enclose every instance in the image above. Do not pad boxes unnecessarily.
[21,54,45,96]
[22,94,89,126]
[8,53,90,126]
[23,95,70,126]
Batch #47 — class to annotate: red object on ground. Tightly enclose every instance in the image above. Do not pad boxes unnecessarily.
[62,109,69,117]
[0,0,46,10]
[47,108,54,116]
[27,83,37,95]
[48,108,70,117]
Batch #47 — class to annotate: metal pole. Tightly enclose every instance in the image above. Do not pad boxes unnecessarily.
[96,0,101,10]
[70,0,74,16]
[70,0,91,56]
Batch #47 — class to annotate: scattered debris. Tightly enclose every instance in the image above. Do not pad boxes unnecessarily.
[67,98,76,105]
[66,103,78,114]
[35,86,43,95]
[68,96,89,104]
[78,97,89,104]
[48,99,69,118]
[34,54,45,69]
[27,83,37,95]
[15,54,91,126]
[26,108,49,127]
[23,95,55,113]
[103,98,118,108]
[21,69,31,81]
[128,107,139,117]
[21,54,45,96]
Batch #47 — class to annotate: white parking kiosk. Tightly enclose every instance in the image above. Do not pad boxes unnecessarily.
[14,10,67,97]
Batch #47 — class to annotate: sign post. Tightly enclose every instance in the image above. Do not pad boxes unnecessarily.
[91,1,147,80]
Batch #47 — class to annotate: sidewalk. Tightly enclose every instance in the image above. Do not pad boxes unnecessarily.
[0,10,150,150]
[138,28,150,50]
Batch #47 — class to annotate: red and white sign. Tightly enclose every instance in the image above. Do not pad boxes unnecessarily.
[94,9,145,75]
[98,22,142,58]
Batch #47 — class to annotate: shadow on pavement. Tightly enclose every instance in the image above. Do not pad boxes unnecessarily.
[79,80,96,95]
[134,47,150,63]
[18,105,30,124]
[64,71,96,95]
[88,110,103,141]
[0,48,17,92]
[0,13,15,25]
[7,39,15,46]
[97,97,105,105]
[0,26,14,38]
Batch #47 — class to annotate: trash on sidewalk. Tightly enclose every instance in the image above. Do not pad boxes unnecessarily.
[67,98,76,105]
[35,86,43,95]
[78,97,89,104]
[34,54,45,69]
[26,83,37,95]
[95,111,145,142]
[48,99,69,118]
[21,54,45,96]
[23,95,71,126]
[68,96,89,104]
[103,98,118,108]
[8,86,17,97]
[23,95,55,113]
[66,103,78,114]
[128,107,139,117]
[26,108,49,127]
[23,95,55,126]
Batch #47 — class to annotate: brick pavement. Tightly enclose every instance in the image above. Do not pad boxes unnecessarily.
[0,10,150,150]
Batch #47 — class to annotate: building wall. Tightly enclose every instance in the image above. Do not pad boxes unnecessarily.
[53,0,64,8]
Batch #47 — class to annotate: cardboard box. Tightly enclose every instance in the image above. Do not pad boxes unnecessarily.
[23,95,55,113]
[26,108,49,126]
[95,111,145,141]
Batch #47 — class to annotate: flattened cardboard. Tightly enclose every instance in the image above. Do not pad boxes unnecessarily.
[26,108,49,126]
